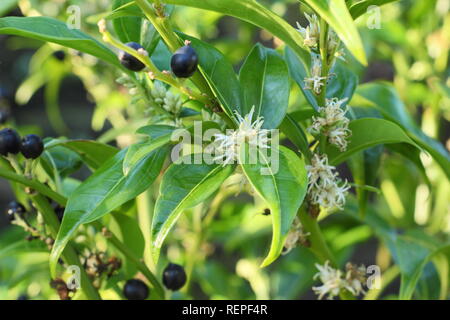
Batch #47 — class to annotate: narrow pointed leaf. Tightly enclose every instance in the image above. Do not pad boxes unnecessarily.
[151,158,234,262]
[240,44,290,129]
[50,146,168,276]
[239,145,308,267]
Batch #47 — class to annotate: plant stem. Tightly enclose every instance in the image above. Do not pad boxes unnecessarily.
[0,164,67,205]
[100,223,165,299]
[31,193,101,300]
[298,206,336,266]
[318,18,329,107]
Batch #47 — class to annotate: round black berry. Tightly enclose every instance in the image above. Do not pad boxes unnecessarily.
[52,50,66,61]
[0,128,21,156]
[123,279,149,300]
[17,294,28,300]
[162,263,187,291]
[20,134,44,159]
[170,45,198,78]
[118,42,146,72]
[0,108,9,125]
[5,201,26,222]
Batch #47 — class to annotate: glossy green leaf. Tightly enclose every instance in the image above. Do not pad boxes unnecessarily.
[327,118,419,165]
[350,0,399,19]
[239,145,308,267]
[180,34,243,120]
[112,0,142,43]
[152,158,235,262]
[239,44,290,129]
[164,0,310,63]
[47,139,119,170]
[326,60,359,106]
[302,0,367,65]
[123,125,176,175]
[0,16,121,68]
[285,47,319,110]
[354,82,450,179]
[40,146,82,178]
[50,146,168,276]
[279,114,311,159]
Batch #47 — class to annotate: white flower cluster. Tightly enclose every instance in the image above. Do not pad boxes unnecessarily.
[282,217,310,255]
[304,54,328,95]
[306,153,350,210]
[214,107,270,165]
[150,81,183,115]
[313,261,367,300]
[296,13,320,48]
[309,97,351,151]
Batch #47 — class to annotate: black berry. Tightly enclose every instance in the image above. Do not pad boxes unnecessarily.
[0,128,21,156]
[162,263,186,291]
[5,201,26,222]
[17,294,28,300]
[52,50,66,61]
[123,279,149,300]
[170,45,198,78]
[20,134,44,159]
[0,108,9,124]
[118,42,146,72]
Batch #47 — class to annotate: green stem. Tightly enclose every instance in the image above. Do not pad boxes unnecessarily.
[0,164,66,205]
[318,18,329,107]
[298,206,336,266]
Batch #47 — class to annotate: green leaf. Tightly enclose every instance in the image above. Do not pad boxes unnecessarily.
[327,118,419,165]
[123,125,176,175]
[326,60,358,106]
[354,82,450,179]
[112,0,142,43]
[239,44,290,129]
[40,146,82,178]
[302,0,367,65]
[179,34,243,120]
[394,237,450,300]
[50,146,168,276]
[151,158,235,262]
[47,139,119,170]
[239,145,308,267]
[350,0,399,20]
[109,212,145,277]
[0,16,121,68]
[164,0,310,63]
[279,114,311,159]
[0,0,18,17]
[285,47,319,110]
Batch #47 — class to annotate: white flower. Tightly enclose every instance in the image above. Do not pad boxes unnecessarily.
[214,107,270,165]
[309,98,351,152]
[313,261,367,300]
[306,153,350,210]
[313,261,346,300]
[282,217,310,255]
[304,55,328,95]
[296,13,320,48]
